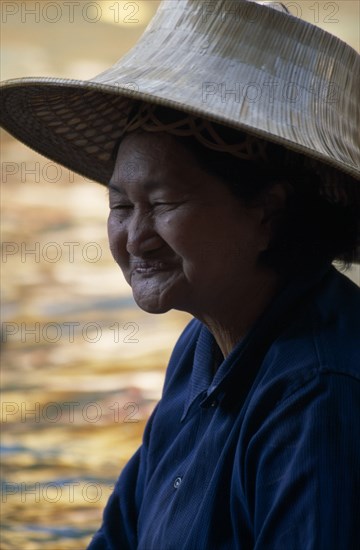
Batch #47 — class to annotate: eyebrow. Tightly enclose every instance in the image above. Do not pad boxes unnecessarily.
[107,180,165,193]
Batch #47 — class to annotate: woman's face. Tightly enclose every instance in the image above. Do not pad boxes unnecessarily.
[108,131,270,315]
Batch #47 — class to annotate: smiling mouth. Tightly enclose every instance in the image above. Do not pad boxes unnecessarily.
[131,262,177,274]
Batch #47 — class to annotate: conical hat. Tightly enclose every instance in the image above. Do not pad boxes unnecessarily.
[1,0,359,188]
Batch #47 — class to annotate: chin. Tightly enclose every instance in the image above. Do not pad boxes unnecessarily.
[133,295,172,315]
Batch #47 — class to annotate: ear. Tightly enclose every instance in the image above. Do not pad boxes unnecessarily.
[258,181,291,250]
[262,181,290,220]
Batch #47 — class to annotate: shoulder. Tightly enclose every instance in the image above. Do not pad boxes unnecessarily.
[242,268,360,430]
[264,267,359,383]
[310,267,360,377]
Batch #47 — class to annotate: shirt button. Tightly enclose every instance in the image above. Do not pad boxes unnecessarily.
[210,399,218,407]
[173,477,182,489]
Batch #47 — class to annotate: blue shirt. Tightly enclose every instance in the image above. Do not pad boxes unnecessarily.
[88,265,360,549]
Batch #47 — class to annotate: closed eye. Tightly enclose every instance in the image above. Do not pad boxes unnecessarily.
[111,203,133,209]
[152,202,181,208]
[108,183,131,208]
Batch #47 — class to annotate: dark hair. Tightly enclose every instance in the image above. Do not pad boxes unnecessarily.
[170,132,359,276]
[118,103,359,275]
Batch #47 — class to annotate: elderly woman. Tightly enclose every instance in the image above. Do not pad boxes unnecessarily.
[1,1,359,548]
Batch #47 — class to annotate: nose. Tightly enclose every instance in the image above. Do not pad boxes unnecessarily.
[126,209,163,256]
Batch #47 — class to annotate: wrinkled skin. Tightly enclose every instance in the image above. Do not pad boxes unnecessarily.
[108,131,281,356]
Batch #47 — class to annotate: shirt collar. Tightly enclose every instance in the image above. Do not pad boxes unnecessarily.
[181,263,333,422]
[181,325,218,421]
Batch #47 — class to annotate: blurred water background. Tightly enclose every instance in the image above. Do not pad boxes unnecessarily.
[1,2,359,548]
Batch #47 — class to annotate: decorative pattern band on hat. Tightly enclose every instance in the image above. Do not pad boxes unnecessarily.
[123,102,269,163]
[119,101,356,208]
[0,1,359,229]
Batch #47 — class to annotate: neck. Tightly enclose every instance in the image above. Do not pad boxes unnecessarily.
[195,269,282,359]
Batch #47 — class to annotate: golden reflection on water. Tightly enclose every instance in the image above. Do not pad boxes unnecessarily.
[1,134,191,548]
[1,2,359,548]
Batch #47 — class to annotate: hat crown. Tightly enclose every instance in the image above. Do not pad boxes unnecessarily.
[255,1,289,12]
[89,0,360,185]
[1,0,359,223]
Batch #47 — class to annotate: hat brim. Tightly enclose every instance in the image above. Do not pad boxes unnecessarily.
[1,0,359,187]
[1,76,359,187]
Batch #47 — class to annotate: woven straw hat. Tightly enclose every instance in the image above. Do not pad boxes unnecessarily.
[1,0,359,189]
